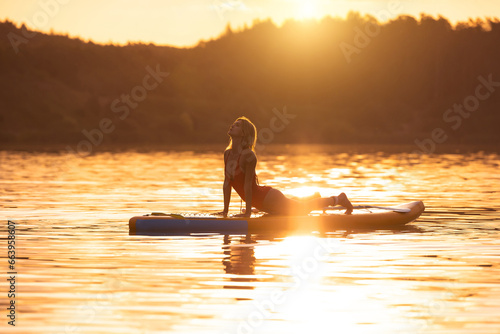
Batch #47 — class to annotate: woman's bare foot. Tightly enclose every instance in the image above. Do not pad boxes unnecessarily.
[337,192,353,215]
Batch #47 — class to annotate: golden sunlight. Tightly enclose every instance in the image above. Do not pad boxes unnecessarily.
[284,186,324,199]
[295,0,321,19]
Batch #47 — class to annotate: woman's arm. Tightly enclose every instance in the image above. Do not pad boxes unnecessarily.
[243,151,257,217]
[222,176,231,217]
[222,150,231,217]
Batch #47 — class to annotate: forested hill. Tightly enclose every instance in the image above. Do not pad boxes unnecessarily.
[1,13,500,151]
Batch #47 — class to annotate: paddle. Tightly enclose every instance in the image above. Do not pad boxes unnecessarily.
[323,205,411,213]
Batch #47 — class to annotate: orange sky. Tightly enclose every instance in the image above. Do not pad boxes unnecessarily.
[1,0,499,47]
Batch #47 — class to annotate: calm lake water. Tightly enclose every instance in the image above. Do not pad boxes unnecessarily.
[1,145,499,334]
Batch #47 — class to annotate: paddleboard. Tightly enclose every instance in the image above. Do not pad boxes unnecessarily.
[129,201,424,235]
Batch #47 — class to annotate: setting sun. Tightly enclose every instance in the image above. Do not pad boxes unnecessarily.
[297,1,320,19]
[1,0,499,46]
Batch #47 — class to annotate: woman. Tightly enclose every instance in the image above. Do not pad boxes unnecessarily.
[219,116,354,217]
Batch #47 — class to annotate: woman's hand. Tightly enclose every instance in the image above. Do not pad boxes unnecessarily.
[212,211,228,218]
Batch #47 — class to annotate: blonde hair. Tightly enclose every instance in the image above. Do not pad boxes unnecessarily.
[226,116,257,151]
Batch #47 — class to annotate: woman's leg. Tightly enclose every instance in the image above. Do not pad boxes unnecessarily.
[260,188,300,215]
[336,192,354,214]
[262,189,353,215]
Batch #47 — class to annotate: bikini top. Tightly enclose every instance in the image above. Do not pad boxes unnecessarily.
[225,150,259,190]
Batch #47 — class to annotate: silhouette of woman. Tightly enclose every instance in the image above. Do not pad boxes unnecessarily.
[219,116,354,217]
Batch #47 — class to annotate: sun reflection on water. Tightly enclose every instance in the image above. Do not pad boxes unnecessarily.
[0,147,499,333]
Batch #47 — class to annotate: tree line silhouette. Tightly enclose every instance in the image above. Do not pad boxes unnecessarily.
[1,12,499,150]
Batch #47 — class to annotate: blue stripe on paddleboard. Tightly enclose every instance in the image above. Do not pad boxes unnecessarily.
[135,218,249,234]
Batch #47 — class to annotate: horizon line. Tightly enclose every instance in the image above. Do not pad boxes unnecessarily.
[2,11,499,49]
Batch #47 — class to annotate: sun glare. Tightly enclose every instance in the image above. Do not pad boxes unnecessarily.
[296,0,320,19]
[285,186,324,199]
